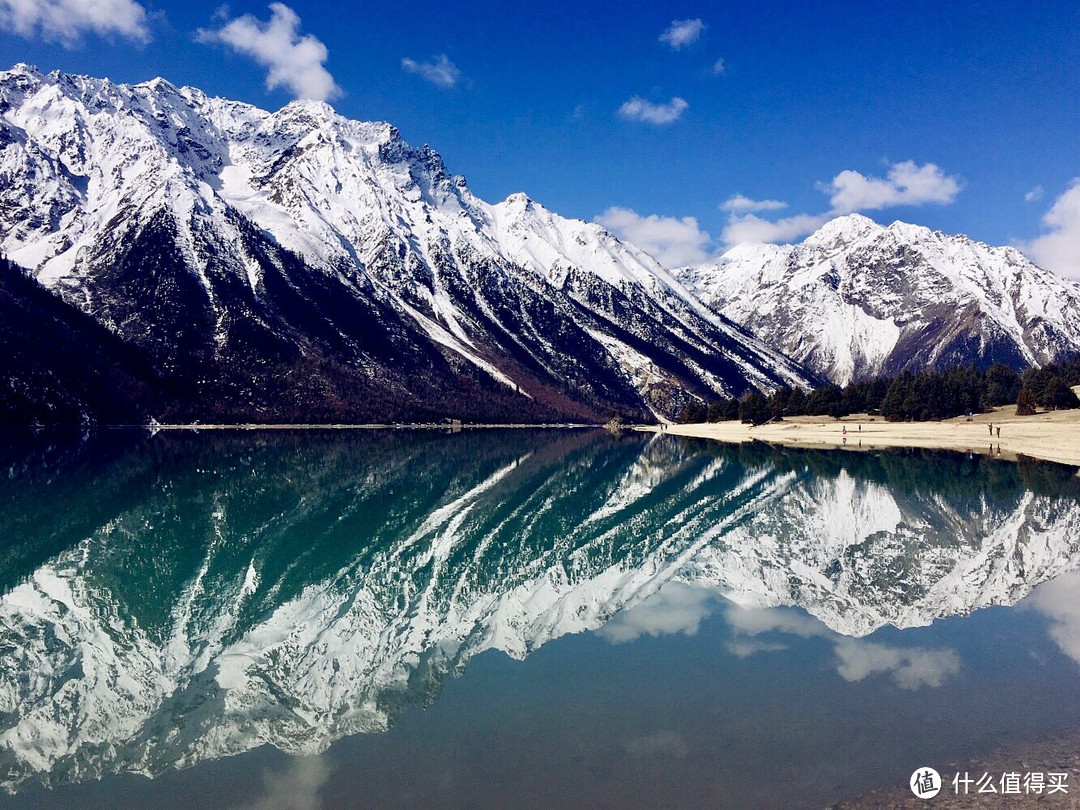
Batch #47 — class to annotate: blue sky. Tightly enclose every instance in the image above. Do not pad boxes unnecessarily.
[0,0,1078,272]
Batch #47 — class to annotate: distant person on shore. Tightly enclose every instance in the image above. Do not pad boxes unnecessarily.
[997,426,1001,438]
[988,423,993,436]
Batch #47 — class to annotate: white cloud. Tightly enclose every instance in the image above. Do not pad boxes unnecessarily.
[660,18,705,49]
[825,160,961,213]
[711,57,727,76]
[597,583,715,643]
[726,605,961,690]
[0,0,150,45]
[726,638,789,658]
[595,206,712,268]
[721,212,831,246]
[196,3,340,101]
[605,161,960,255]
[617,96,688,125]
[239,756,330,810]
[725,605,827,638]
[401,54,462,89]
[1025,185,1044,203]
[833,639,961,690]
[720,160,962,248]
[1021,180,1080,280]
[1024,569,1080,663]
[721,194,788,214]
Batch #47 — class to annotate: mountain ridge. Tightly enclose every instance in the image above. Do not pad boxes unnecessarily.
[0,64,812,425]
[679,213,1080,385]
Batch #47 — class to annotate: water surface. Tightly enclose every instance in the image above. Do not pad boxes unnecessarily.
[1,429,1079,808]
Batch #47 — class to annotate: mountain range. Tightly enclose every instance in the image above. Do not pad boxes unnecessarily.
[0,64,808,425]
[2,64,1078,424]
[679,214,1080,386]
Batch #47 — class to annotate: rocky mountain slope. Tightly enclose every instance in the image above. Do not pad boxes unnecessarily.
[679,214,1080,385]
[0,64,811,424]
[0,257,161,424]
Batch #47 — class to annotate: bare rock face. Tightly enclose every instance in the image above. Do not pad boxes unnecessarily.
[679,213,1080,385]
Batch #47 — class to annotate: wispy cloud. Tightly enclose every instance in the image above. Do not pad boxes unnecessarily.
[239,756,330,810]
[721,160,963,247]
[617,96,688,125]
[711,57,727,75]
[401,54,462,89]
[721,212,832,246]
[721,194,788,214]
[833,639,960,690]
[1024,570,1080,662]
[825,160,961,213]
[596,583,715,643]
[726,637,790,658]
[0,0,151,46]
[595,207,712,268]
[600,161,962,259]
[660,18,705,49]
[1025,185,1044,203]
[197,3,340,101]
[1020,179,1080,279]
[726,605,961,690]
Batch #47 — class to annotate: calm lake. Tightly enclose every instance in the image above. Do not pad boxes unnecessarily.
[1,429,1079,808]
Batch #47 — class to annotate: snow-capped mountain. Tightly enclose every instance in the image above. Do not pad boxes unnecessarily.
[0,64,811,424]
[679,214,1080,385]
[1,431,1078,790]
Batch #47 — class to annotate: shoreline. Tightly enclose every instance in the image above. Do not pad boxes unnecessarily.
[143,422,597,431]
[6,410,1079,467]
[645,406,1080,468]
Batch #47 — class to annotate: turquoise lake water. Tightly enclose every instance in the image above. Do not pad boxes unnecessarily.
[1,429,1079,808]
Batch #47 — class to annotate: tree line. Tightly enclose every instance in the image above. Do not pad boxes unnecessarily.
[679,359,1080,425]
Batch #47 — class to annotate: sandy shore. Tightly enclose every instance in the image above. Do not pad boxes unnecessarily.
[645,403,1080,467]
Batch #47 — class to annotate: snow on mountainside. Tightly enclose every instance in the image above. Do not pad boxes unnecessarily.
[679,214,1080,385]
[0,64,811,424]
[1,433,1078,790]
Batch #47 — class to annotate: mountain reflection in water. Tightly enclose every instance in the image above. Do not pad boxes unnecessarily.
[1,429,1079,794]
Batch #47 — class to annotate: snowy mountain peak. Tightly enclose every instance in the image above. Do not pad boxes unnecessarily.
[138,76,178,93]
[279,97,336,116]
[884,218,936,242]
[719,240,787,262]
[680,213,1080,385]
[4,62,40,79]
[502,191,533,206]
[0,65,813,423]
[803,212,884,248]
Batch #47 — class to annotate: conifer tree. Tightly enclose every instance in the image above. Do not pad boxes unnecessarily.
[1016,387,1038,416]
